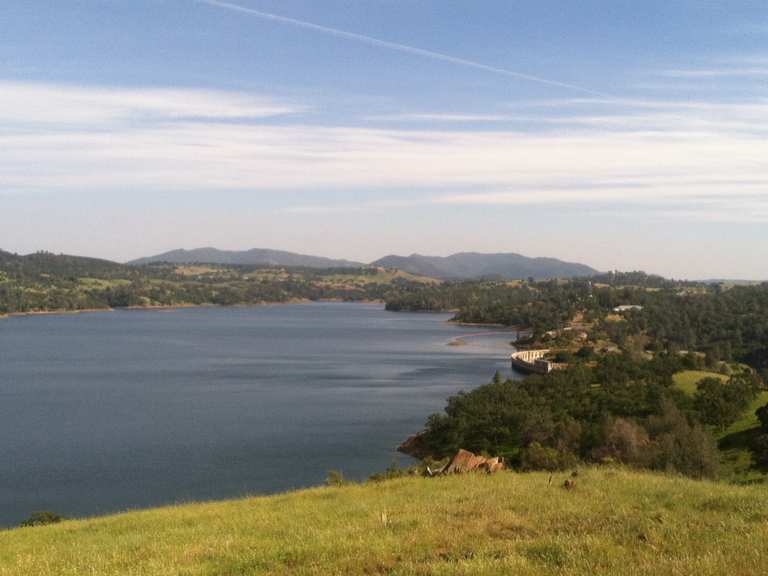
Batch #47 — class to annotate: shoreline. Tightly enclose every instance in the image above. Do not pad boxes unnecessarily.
[0,307,115,319]
[447,320,520,329]
[0,298,390,321]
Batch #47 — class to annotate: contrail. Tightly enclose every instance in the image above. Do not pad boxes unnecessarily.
[197,0,608,97]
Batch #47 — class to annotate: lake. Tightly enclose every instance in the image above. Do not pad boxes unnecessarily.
[0,303,519,527]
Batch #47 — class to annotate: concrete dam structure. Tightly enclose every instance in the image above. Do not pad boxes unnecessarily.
[510,349,566,375]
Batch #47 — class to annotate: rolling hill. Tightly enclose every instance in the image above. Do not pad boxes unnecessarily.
[130,248,598,279]
[372,252,598,280]
[0,249,128,277]
[129,247,364,268]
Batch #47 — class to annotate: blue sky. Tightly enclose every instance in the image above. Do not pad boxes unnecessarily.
[1,0,767,278]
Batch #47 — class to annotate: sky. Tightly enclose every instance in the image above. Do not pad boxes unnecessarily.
[1,0,767,279]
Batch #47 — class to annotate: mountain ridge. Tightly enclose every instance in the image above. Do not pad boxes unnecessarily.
[128,247,364,269]
[371,251,598,279]
[129,247,598,279]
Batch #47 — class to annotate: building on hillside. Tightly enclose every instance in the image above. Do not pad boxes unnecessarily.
[613,305,643,313]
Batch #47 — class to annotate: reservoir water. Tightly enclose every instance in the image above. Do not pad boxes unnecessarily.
[0,303,518,527]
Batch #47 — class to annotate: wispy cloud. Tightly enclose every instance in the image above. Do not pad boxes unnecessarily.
[391,97,768,135]
[368,113,526,123]
[0,82,301,127]
[2,82,767,222]
[285,199,422,215]
[660,68,768,78]
[435,183,768,207]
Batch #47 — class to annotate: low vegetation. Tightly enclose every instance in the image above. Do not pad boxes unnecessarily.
[2,468,767,576]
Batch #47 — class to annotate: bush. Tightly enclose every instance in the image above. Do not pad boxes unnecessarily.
[576,346,595,360]
[553,351,575,364]
[325,470,346,487]
[752,434,768,468]
[521,442,577,471]
[593,418,650,465]
[20,511,65,527]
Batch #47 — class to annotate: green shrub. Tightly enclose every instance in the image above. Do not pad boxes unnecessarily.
[325,470,346,487]
[757,403,768,431]
[521,442,577,471]
[20,511,65,527]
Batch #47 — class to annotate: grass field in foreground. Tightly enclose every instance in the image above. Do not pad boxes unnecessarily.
[1,468,767,576]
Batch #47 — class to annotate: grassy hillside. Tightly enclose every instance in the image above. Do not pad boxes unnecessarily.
[670,369,768,482]
[672,370,728,396]
[2,468,767,576]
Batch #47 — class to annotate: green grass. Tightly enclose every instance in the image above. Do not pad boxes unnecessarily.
[672,370,728,396]
[319,270,440,287]
[77,278,131,289]
[2,468,768,576]
[717,391,768,483]
[720,391,768,438]
[672,370,768,482]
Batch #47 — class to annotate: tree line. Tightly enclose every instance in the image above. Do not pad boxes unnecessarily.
[0,251,423,313]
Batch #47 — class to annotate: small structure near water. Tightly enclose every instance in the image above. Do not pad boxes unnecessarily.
[510,349,566,374]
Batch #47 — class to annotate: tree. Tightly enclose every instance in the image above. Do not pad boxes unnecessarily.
[693,377,755,430]
[593,418,650,465]
[645,401,719,479]
[757,403,768,431]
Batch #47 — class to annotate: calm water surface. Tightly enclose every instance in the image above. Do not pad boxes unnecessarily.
[0,303,518,526]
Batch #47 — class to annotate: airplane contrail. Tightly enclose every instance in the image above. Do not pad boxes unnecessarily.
[197,0,608,97]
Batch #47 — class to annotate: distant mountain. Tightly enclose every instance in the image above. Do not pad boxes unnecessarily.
[129,247,364,268]
[371,252,598,280]
[129,247,598,278]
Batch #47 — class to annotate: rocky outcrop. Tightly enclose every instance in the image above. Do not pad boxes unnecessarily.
[439,449,505,475]
[398,439,506,476]
[397,433,430,460]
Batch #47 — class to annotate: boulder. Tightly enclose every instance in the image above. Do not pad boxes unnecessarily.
[443,449,505,475]
[481,456,505,474]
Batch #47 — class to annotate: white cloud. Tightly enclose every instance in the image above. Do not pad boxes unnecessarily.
[1,82,767,222]
[368,113,528,123]
[0,82,300,126]
[660,68,768,78]
[435,184,768,209]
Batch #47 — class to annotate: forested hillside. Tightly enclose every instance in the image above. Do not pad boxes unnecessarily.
[0,250,431,314]
[393,272,768,483]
